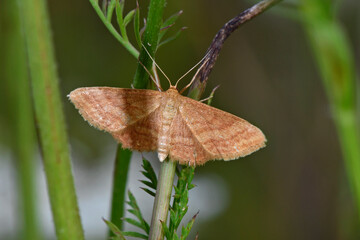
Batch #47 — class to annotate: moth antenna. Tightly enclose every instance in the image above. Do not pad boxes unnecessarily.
[179,59,208,94]
[138,60,163,91]
[175,52,209,89]
[141,43,172,87]
[152,64,162,92]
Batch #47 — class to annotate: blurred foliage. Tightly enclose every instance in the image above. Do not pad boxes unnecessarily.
[1,1,41,240]
[301,0,360,238]
[16,0,84,238]
[1,0,360,239]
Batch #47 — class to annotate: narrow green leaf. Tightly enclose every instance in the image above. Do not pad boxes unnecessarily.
[127,208,142,223]
[126,191,150,233]
[103,218,127,240]
[161,10,183,28]
[123,218,143,228]
[168,165,196,236]
[118,0,125,15]
[115,0,128,41]
[161,221,172,239]
[127,191,138,206]
[122,231,148,239]
[170,211,177,222]
[115,0,124,25]
[159,28,182,47]
[142,159,157,178]
[102,0,108,15]
[88,0,138,57]
[140,180,156,189]
[141,159,158,185]
[127,209,138,217]
[124,9,135,27]
[107,0,117,21]
[144,221,150,234]
[180,212,198,240]
[134,2,141,48]
[158,10,183,42]
[141,171,157,187]
[140,187,156,197]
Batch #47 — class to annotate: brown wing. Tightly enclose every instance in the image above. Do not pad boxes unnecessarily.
[169,111,212,165]
[178,96,266,163]
[111,107,161,151]
[69,87,162,151]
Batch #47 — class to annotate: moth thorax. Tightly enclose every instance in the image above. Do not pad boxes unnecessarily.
[157,98,178,162]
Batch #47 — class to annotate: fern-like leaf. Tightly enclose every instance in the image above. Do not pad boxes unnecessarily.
[141,159,157,186]
[140,187,156,197]
[140,159,158,197]
[103,218,127,240]
[123,231,148,239]
[165,166,196,239]
[126,191,150,234]
[123,217,143,229]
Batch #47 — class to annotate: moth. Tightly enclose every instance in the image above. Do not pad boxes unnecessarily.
[69,54,266,165]
[69,85,266,166]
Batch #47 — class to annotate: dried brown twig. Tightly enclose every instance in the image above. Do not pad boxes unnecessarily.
[189,0,283,97]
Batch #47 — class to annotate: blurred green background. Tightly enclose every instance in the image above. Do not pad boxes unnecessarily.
[1,0,360,239]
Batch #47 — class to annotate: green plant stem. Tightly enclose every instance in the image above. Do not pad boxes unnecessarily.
[335,109,360,209]
[18,0,84,239]
[149,160,177,240]
[132,0,167,89]
[301,0,360,218]
[131,0,170,238]
[2,1,41,239]
[89,0,139,58]
[109,147,132,235]
[109,0,167,237]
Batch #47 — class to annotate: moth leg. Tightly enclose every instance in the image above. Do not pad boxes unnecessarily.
[137,59,163,91]
[199,85,220,104]
[152,64,162,92]
[198,96,212,103]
